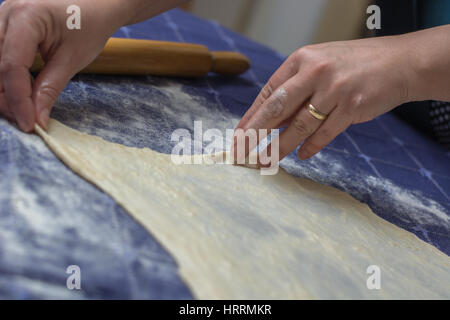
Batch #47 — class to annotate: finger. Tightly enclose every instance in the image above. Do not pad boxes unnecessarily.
[33,50,77,130]
[236,53,299,130]
[235,73,316,162]
[0,92,13,120]
[297,106,352,160]
[0,6,9,116]
[276,105,324,161]
[276,93,336,160]
[1,19,43,132]
[0,7,8,79]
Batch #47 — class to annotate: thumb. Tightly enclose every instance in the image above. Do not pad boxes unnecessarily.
[33,54,77,130]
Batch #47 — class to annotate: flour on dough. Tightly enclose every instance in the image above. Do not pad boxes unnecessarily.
[35,119,450,299]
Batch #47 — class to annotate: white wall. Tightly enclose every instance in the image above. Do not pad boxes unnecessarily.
[189,0,369,56]
[244,0,327,55]
[191,0,254,32]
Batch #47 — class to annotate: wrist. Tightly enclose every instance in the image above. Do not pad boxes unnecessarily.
[398,26,450,102]
[387,33,422,104]
[400,34,426,102]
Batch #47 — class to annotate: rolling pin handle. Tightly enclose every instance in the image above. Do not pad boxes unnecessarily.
[210,51,250,76]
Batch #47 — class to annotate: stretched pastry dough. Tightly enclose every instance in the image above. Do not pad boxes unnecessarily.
[35,119,450,299]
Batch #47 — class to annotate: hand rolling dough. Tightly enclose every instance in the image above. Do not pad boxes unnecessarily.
[35,119,450,299]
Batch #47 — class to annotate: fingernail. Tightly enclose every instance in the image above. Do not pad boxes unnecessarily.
[39,108,50,130]
[12,109,34,132]
[36,92,55,130]
[297,149,309,160]
[17,117,32,132]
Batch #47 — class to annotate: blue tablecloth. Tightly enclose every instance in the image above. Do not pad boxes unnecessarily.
[0,8,448,299]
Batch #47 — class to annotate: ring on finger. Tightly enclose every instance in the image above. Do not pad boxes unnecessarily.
[307,103,328,121]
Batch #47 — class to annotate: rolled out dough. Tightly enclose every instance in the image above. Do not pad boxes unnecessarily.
[35,119,450,299]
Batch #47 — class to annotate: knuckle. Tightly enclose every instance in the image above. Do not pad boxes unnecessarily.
[261,88,287,120]
[254,80,275,107]
[8,0,32,14]
[292,117,312,136]
[286,56,299,73]
[39,84,59,102]
[299,45,314,55]
[0,60,17,75]
[291,49,303,63]
[331,76,349,92]
[310,60,332,76]
[293,45,312,62]
[348,93,364,108]
[260,80,274,101]
[340,94,364,121]
[261,103,280,121]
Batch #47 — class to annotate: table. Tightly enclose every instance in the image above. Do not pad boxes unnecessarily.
[0,8,448,299]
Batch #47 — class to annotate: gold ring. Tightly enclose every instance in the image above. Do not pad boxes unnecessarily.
[307,103,328,121]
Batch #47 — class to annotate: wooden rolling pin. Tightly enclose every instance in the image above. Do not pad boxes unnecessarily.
[31,37,251,77]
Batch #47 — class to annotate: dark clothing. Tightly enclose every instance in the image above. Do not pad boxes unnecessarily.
[376,0,450,148]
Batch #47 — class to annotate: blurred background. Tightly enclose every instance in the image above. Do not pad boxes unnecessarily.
[181,0,372,55]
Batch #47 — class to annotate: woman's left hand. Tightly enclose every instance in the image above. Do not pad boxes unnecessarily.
[233,35,415,162]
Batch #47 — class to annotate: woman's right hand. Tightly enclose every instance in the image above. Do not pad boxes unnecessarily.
[0,0,130,131]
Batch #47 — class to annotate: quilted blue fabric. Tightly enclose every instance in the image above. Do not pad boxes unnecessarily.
[0,7,448,299]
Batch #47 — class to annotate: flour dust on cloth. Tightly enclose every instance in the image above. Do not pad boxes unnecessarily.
[35,119,450,299]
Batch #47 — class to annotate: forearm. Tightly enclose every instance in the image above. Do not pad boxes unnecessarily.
[404,25,450,102]
[123,0,187,25]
